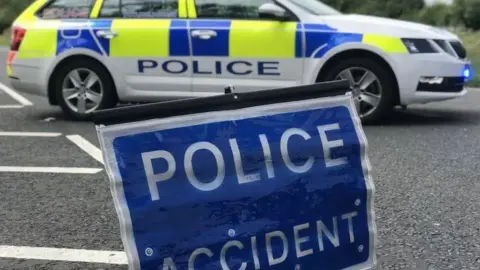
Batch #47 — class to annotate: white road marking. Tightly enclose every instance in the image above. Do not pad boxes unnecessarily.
[66,134,104,164]
[0,105,24,109]
[0,245,127,265]
[0,166,102,174]
[0,131,62,137]
[0,82,33,106]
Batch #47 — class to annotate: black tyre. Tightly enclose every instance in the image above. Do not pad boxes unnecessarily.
[54,58,118,121]
[319,57,396,124]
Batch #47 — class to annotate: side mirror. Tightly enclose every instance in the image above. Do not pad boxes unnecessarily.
[258,3,289,21]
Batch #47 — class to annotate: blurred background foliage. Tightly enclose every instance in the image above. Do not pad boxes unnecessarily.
[0,0,33,31]
[323,0,480,30]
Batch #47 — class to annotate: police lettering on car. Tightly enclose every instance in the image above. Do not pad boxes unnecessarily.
[138,60,281,76]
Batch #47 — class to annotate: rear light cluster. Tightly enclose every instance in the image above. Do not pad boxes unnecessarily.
[10,26,26,52]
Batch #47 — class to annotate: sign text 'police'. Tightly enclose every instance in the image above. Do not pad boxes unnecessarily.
[142,123,347,201]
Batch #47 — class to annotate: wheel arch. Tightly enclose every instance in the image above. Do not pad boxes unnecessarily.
[47,53,117,105]
[315,48,401,105]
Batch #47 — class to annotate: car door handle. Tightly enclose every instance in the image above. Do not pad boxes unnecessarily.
[191,30,217,40]
[96,30,118,39]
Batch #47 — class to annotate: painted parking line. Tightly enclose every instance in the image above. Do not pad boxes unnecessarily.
[0,132,103,173]
[0,166,102,174]
[0,131,62,137]
[66,134,104,164]
[0,105,24,109]
[0,82,32,106]
[0,245,127,265]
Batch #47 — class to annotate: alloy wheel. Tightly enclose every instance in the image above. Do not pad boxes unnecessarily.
[61,68,104,115]
[335,67,383,118]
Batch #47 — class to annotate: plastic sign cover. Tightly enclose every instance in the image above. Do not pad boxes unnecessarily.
[96,95,376,270]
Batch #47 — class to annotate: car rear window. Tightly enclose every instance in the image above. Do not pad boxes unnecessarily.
[37,0,95,19]
[99,0,178,18]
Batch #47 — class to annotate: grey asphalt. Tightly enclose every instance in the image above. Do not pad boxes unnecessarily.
[0,50,479,270]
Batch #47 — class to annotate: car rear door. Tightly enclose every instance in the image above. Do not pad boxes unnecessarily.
[185,0,304,94]
[94,0,192,100]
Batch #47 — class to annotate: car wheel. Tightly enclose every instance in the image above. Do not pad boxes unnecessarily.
[54,59,117,121]
[320,57,395,124]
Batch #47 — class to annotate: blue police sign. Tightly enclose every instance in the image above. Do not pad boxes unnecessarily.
[97,95,376,270]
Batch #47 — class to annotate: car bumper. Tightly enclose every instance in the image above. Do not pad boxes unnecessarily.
[7,57,48,97]
[9,77,46,97]
[391,53,469,104]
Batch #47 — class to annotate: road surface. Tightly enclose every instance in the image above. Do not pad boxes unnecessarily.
[0,50,478,269]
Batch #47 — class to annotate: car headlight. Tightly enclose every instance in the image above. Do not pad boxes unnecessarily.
[401,38,437,53]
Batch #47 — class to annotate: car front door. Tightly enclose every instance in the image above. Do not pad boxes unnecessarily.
[186,0,304,94]
[94,0,192,100]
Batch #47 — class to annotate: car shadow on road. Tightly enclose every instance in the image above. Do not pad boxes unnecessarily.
[27,108,93,125]
[376,107,480,126]
[29,103,143,123]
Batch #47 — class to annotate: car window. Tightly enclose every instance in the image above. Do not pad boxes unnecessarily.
[99,0,178,18]
[194,0,274,19]
[37,0,94,19]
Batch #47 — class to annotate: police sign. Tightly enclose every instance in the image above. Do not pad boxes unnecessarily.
[96,94,376,270]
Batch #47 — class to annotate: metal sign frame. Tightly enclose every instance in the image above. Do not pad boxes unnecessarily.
[92,80,350,125]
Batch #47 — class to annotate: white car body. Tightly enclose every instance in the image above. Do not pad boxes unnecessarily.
[316,13,469,104]
[7,0,471,120]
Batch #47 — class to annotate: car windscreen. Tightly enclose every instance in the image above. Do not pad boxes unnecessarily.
[288,0,342,15]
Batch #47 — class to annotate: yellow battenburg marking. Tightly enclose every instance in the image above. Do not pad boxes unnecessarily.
[17,21,61,59]
[178,0,187,18]
[186,0,197,18]
[229,21,296,58]
[110,20,171,57]
[14,0,60,59]
[90,0,105,18]
[362,34,407,53]
[6,65,12,77]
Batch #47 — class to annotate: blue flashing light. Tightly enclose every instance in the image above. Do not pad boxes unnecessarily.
[463,65,473,81]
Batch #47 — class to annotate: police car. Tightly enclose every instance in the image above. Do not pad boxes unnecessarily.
[7,0,472,123]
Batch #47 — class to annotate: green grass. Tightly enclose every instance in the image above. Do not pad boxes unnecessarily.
[455,30,480,87]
